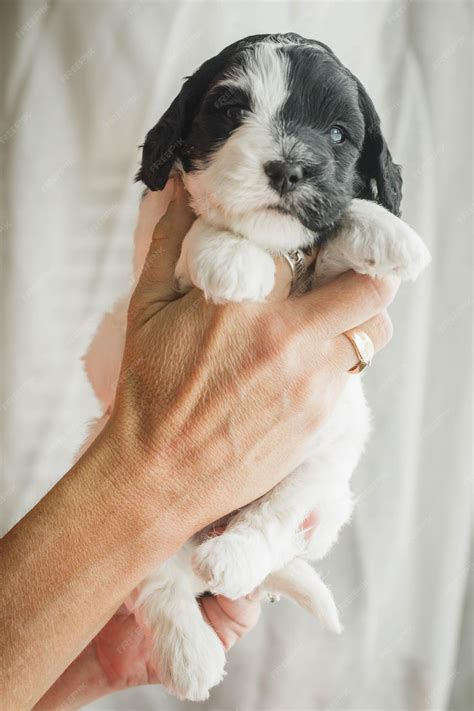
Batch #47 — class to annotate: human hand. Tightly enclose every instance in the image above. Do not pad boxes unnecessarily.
[103,178,398,555]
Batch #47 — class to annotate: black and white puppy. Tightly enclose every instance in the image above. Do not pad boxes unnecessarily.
[133,33,430,700]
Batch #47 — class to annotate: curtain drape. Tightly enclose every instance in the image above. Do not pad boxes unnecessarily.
[1,2,471,709]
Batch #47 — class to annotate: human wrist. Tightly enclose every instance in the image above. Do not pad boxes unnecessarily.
[93,413,198,561]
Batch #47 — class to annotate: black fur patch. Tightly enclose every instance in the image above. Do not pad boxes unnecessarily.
[137,32,403,236]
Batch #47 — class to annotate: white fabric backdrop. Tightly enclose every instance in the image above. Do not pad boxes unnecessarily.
[1,2,472,710]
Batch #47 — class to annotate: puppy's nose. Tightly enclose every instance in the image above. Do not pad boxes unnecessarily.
[264,160,304,195]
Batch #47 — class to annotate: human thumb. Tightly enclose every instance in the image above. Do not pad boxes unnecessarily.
[137,177,195,307]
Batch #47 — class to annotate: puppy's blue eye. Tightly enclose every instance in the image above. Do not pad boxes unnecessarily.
[225,106,246,121]
[329,126,345,144]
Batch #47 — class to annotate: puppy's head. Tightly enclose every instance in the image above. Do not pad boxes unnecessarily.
[137,33,402,236]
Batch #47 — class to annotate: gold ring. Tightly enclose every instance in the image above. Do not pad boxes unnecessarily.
[343,329,375,374]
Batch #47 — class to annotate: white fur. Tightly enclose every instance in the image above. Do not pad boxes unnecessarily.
[136,552,226,700]
[219,43,290,117]
[136,198,430,700]
[175,219,276,302]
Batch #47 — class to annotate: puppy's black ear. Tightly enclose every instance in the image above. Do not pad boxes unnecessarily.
[136,60,215,190]
[355,80,403,216]
[136,84,192,191]
[136,38,250,191]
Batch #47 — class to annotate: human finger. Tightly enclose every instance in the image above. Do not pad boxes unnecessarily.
[200,594,261,652]
[138,177,195,302]
[293,271,400,338]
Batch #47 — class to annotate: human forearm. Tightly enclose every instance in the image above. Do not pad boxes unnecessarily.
[0,430,183,710]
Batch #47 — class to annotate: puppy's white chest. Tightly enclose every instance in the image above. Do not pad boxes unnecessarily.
[228,209,315,252]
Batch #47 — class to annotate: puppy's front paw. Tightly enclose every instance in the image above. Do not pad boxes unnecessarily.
[151,618,226,701]
[193,532,271,599]
[322,200,431,282]
[189,237,275,303]
[369,213,430,281]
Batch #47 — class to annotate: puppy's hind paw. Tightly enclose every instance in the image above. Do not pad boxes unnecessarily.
[193,532,270,599]
[150,618,226,701]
